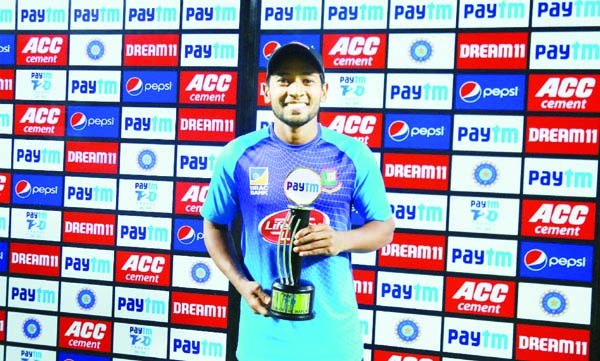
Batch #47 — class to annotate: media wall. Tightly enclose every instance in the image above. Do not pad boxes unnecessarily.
[0,0,599,360]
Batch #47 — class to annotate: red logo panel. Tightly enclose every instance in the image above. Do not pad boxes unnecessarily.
[257,72,268,107]
[0,69,14,100]
[353,269,375,305]
[445,277,515,318]
[0,311,5,341]
[457,32,528,69]
[14,104,65,136]
[521,199,596,241]
[175,182,209,216]
[178,108,236,142]
[171,292,228,328]
[526,116,600,155]
[179,71,238,105]
[322,34,387,69]
[516,324,590,361]
[123,34,179,67]
[63,212,116,246]
[17,34,68,66]
[528,74,600,113]
[10,243,60,277]
[378,233,445,271]
[320,111,382,148]
[65,141,119,174]
[115,251,171,287]
[383,153,449,190]
[59,317,112,353]
[0,173,10,204]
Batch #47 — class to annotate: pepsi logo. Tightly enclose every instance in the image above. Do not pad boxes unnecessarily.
[177,225,196,245]
[15,180,32,198]
[459,81,482,103]
[126,77,144,96]
[70,112,87,131]
[263,41,280,61]
[388,120,410,142]
[524,249,548,271]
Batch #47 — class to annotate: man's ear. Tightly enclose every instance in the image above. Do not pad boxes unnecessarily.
[320,82,329,103]
[261,82,271,104]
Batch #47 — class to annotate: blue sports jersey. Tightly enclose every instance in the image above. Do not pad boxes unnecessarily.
[201,124,391,361]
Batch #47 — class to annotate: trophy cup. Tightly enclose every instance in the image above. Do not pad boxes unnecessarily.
[269,167,322,320]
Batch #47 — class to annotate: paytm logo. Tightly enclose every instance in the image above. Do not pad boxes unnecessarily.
[122,71,177,103]
[177,145,222,179]
[388,192,447,231]
[182,1,240,30]
[524,158,597,198]
[18,2,68,30]
[386,73,453,110]
[114,287,168,323]
[11,208,62,243]
[118,179,174,214]
[181,33,238,67]
[459,0,530,28]
[448,196,520,236]
[531,31,600,69]
[444,317,513,358]
[11,173,63,207]
[389,0,456,28]
[447,236,517,277]
[122,107,176,140]
[71,2,123,30]
[13,139,64,172]
[9,277,58,312]
[261,1,321,30]
[520,241,593,282]
[0,4,14,30]
[377,271,443,311]
[384,113,450,150]
[64,176,117,210]
[117,215,171,250]
[15,69,66,101]
[325,1,387,29]
[455,74,525,111]
[68,70,120,102]
[453,114,523,153]
[171,328,226,359]
[62,247,114,282]
[533,0,600,27]
[125,0,180,30]
[67,105,119,138]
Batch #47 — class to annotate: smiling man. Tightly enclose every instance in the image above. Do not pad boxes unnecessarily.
[201,42,394,361]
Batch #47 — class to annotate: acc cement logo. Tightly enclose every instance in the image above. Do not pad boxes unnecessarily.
[284,167,321,206]
[540,290,567,317]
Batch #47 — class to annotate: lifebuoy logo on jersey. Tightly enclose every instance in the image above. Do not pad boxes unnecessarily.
[15,104,65,137]
[0,69,14,100]
[455,74,525,111]
[0,34,15,65]
[59,317,112,353]
[11,173,62,207]
[516,324,589,361]
[445,277,515,318]
[322,34,386,69]
[173,218,206,253]
[521,200,596,240]
[67,105,119,139]
[122,71,177,104]
[526,116,600,155]
[320,112,383,148]
[457,32,528,69]
[383,153,449,191]
[353,269,375,305]
[528,74,600,112]
[383,114,450,150]
[10,242,60,277]
[175,182,208,215]
[115,251,171,287]
[520,241,593,282]
[124,34,178,67]
[66,141,118,174]
[178,108,236,142]
[379,233,445,271]
[259,209,329,244]
[17,34,68,66]
[179,71,238,104]
[63,212,115,246]
[171,291,228,328]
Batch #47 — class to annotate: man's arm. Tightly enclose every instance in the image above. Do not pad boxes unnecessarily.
[293,216,395,257]
[203,220,271,315]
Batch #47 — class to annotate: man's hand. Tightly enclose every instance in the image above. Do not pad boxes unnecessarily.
[293,223,341,257]
[239,280,271,316]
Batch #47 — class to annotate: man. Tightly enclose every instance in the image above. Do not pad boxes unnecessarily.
[201,42,395,361]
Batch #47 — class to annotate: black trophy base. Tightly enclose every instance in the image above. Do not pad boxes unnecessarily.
[269,281,314,321]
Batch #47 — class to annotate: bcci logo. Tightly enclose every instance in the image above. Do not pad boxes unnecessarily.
[77,288,97,311]
[473,162,498,187]
[249,167,268,196]
[191,262,211,284]
[396,319,419,343]
[540,290,568,317]
[86,39,105,61]
[137,149,157,171]
[410,39,433,63]
[23,318,42,340]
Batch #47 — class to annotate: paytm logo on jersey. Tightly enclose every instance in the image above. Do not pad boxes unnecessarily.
[455,74,525,111]
[173,218,206,253]
[68,70,120,102]
[383,113,450,150]
[11,173,63,207]
[531,31,600,69]
[122,71,177,104]
[520,241,593,282]
[0,34,14,65]
[67,106,119,139]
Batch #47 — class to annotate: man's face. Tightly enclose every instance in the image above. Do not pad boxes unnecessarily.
[263,57,328,128]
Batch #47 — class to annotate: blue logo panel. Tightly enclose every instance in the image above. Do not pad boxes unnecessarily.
[59,352,110,361]
[173,218,207,253]
[520,241,593,282]
[454,74,525,111]
[0,34,15,65]
[0,241,7,272]
[67,106,120,139]
[122,71,178,103]
[384,113,451,150]
[11,173,63,207]
[258,34,321,69]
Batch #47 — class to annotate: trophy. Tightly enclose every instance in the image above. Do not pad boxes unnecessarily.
[270,167,322,320]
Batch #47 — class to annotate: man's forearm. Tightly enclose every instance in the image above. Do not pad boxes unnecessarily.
[203,220,248,290]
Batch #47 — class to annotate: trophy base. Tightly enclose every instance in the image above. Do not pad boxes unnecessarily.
[269,281,314,321]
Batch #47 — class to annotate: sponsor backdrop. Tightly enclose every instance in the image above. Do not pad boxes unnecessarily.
[0,1,598,361]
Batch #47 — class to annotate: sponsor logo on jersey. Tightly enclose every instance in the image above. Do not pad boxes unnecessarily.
[179,71,238,104]
[523,158,597,198]
[70,1,124,30]
[64,176,117,210]
[17,34,68,66]
[324,1,387,29]
[0,34,15,65]
[18,2,69,30]
[322,34,386,69]
[521,199,596,240]
[114,287,168,323]
[320,112,382,147]
[67,105,120,138]
[520,241,593,282]
[0,173,10,203]
[459,0,529,28]
[378,271,444,311]
[11,208,62,242]
[182,1,240,30]
[122,107,176,140]
[443,317,513,358]
[526,116,599,155]
[124,34,179,67]
[261,1,321,30]
[118,179,173,214]
[528,74,600,112]
[116,251,170,287]
[457,32,528,69]
[175,182,208,215]
[125,0,180,30]
[448,196,520,235]
[68,70,120,102]
[383,153,449,190]
[63,212,116,246]
[171,291,228,328]
[59,317,112,353]
[11,173,62,207]
[445,277,515,318]
[453,114,524,153]
[389,192,447,231]
[447,236,517,277]
[123,71,177,104]
[0,69,14,100]
[531,31,600,69]
[178,108,236,142]
[173,218,206,253]
[386,73,453,110]
[181,33,239,67]
[353,269,376,305]
[533,0,600,27]
[455,74,525,111]
[62,247,114,282]
[259,209,329,244]
[379,233,445,271]
[516,324,589,360]
[384,113,450,150]
[10,242,60,276]
[117,215,172,250]
[65,141,119,174]
[14,104,65,136]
